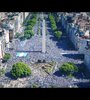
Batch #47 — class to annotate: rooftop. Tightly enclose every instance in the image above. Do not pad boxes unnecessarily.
[0,12,20,30]
[64,12,90,39]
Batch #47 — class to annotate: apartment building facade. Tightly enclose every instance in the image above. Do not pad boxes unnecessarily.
[60,12,90,71]
[0,12,30,59]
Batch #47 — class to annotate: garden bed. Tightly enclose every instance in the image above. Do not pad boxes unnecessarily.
[31,61,57,74]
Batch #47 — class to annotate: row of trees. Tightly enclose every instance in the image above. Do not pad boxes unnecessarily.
[49,14,62,39]
[24,14,37,39]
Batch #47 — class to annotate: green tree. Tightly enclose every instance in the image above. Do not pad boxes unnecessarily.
[49,14,57,31]
[11,62,31,78]
[24,30,34,39]
[26,25,33,30]
[59,62,78,76]
[55,31,62,39]
[51,24,57,31]
[15,32,20,38]
[3,53,11,62]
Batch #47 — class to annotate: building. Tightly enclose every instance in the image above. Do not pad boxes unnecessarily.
[60,13,90,53]
[84,40,90,70]
[0,12,30,59]
[60,12,90,72]
[2,12,30,42]
[0,28,5,59]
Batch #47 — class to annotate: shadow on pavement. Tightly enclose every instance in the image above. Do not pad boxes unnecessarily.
[5,72,17,80]
[74,81,90,88]
[63,54,84,60]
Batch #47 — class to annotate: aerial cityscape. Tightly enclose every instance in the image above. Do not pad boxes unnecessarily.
[0,12,90,88]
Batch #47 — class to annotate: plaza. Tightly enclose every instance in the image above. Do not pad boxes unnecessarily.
[0,12,90,88]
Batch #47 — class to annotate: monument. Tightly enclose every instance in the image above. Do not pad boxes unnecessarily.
[42,13,46,53]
